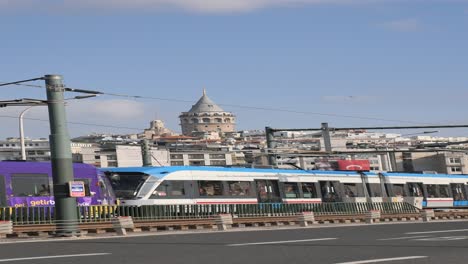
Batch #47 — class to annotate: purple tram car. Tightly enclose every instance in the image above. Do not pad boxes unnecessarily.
[0,161,116,207]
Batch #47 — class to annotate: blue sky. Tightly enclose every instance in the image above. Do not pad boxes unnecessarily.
[1,0,468,139]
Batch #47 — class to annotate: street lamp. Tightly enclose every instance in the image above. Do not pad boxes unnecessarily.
[2,95,97,160]
[19,105,45,160]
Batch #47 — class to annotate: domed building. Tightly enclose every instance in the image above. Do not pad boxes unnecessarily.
[143,119,176,139]
[179,89,236,137]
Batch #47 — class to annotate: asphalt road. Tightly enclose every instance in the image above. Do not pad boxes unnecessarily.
[1,221,468,264]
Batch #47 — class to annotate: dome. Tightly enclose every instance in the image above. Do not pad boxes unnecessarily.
[188,89,225,113]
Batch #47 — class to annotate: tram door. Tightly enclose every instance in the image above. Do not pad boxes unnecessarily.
[255,180,281,203]
[450,183,467,201]
[0,175,6,207]
[319,181,341,202]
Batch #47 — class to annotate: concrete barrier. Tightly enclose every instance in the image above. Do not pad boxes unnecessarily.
[215,214,233,231]
[422,209,435,222]
[366,210,381,224]
[0,221,13,238]
[112,216,135,235]
[298,212,315,227]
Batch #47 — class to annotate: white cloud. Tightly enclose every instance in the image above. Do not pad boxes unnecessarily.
[0,0,452,13]
[66,99,145,120]
[0,98,184,138]
[380,18,422,32]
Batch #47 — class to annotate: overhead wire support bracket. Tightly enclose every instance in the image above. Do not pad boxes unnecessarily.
[0,77,45,87]
[0,98,48,107]
[64,87,103,95]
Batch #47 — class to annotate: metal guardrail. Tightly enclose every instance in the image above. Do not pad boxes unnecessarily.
[0,202,419,225]
[8,210,468,238]
[115,202,419,220]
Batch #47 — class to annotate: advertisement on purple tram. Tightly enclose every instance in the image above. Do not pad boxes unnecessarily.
[0,161,116,207]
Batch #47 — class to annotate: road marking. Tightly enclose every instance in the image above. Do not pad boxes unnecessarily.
[406,229,468,235]
[334,256,428,264]
[227,238,337,246]
[378,235,431,241]
[414,236,468,241]
[0,253,111,262]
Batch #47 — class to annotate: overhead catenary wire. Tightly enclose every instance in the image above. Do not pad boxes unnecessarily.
[0,114,144,131]
[0,81,461,126]
[64,87,442,126]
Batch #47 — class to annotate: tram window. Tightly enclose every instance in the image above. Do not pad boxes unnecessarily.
[75,178,91,196]
[407,183,424,197]
[198,181,223,196]
[227,181,251,196]
[366,183,382,197]
[283,183,300,198]
[108,173,149,199]
[426,184,437,198]
[390,184,405,197]
[169,181,186,196]
[302,183,317,198]
[11,174,51,197]
[439,185,450,198]
[151,181,186,198]
[152,183,168,197]
[343,183,357,198]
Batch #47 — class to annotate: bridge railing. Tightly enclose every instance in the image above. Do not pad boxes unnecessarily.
[0,202,419,225]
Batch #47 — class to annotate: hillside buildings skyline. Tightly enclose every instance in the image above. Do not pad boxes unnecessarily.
[2,88,468,175]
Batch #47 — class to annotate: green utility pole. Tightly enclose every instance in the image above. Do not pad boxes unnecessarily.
[44,74,79,236]
[265,127,277,166]
[141,139,152,166]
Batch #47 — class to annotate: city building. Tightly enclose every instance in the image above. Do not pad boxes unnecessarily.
[169,152,233,166]
[392,151,468,174]
[97,145,170,167]
[71,142,101,166]
[2,123,468,175]
[143,120,176,139]
[0,138,50,161]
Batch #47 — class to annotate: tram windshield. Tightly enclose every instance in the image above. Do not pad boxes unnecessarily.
[106,172,149,199]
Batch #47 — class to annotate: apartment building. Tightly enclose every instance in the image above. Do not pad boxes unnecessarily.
[0,138,50,161]
[393,151,468,174]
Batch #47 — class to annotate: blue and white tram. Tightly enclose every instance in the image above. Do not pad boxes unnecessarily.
[380,172,468,208]
[102,166,362,206]
[101,166,468,209]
